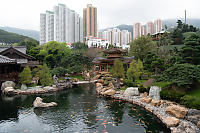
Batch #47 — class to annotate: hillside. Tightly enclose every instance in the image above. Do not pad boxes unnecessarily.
[0,27,39,41]
[0,29,37,44]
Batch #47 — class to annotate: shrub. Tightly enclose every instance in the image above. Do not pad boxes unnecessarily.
[19,66,32,84]
[51,67,68,77]
[123,79,134,87]
[110,59,124,78]
[181,95,200,110]
[158,63,200,88]
[138,85,150,93]
[160,89,186,102]
[40,64,53,86]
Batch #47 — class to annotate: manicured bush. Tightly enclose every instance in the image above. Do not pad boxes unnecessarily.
[181,95,200,110]
[158,63,200,88]
[19,66,32,84]
[138,85,150,93]
[160,89,186,102]
[40,64,53,86]
[123,79,135,87]
[51,67,68,77]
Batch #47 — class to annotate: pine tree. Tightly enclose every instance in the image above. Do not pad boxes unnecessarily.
[19,66,32,84]
[40,63,53,86]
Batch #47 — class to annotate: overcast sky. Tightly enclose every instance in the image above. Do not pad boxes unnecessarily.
[0,0,199,31]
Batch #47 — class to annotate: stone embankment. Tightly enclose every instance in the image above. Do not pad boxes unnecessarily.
[95,81,200,133]
[1,80,72,95]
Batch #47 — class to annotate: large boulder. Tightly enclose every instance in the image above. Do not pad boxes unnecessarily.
[197,121,200,128]
[33,97,57,108]
[149,86,161,100]
[150,99,161,106]
[163,117,180,128]
[103,89,116,96]
[141,97,152,104]
[123,87,139,97]
[166,105,188,119]
[1,81,15,90]
[186,109,200,125]
[171,121,198,133]
[43,86,54,91]
[3,87,15,93]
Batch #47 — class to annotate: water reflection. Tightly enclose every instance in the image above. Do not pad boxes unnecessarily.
[0,84,170,133]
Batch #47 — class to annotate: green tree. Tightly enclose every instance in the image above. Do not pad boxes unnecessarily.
[40,64,53,86]
[129,36,157,61]
[159,63,200,88]
[19,66,32,84]
[127,59,143,81]
[41,41,72,68]
[180,33,200,65]
[71,42,88,50]
[110,59,124,78]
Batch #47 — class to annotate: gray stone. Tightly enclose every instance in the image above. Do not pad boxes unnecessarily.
[21,84,27,90]
[149,86,161,100]
[43,86,54,91]
[187,109,200,125]
[171,121,197,133]
[33,97,57,108]
[1,81,15,90]
[3,87,15,93]
[123,87,139,97]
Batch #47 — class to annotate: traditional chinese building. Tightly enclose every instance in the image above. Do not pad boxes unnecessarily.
[0,46,39,83]
[92,48,134,72]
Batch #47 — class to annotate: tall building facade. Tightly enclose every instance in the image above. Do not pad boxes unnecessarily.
[154,19,162,33]
[40,4,83,44]
[146,21,154,35]
[132,19,163,40]
[133,23,141,40]
[83,4,97,42]
[98,28,131,49]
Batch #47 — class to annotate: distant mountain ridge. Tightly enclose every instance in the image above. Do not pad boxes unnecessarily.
[100,18,200,37]
[0,29,36,44]
[0,27,39,41]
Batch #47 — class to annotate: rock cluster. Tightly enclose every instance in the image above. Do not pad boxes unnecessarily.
[1,81,15,91]
[95,81,200,132]
[33,97,57,108]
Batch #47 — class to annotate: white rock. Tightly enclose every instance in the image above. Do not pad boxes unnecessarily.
[1,81,15,90]
[123,87,139,97]
[3,87,15,93]
[149,86,161,100]
[33,97,57,108]
[21,84,27,90]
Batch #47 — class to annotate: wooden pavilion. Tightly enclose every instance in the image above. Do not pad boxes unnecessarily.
[0,46,39,83]
[92,48,134,72]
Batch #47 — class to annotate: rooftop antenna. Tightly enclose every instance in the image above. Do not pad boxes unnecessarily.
[185,10,187,24]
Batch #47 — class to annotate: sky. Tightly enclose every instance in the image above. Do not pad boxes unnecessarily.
[0,0,199,31]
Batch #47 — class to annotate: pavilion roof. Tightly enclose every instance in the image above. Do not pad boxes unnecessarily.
[0,55,16,64]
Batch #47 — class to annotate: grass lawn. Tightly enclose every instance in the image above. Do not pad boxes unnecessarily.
[70,75,84,81]
[188,88,200,97]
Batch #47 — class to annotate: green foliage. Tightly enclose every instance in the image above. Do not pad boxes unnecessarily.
[41,41,72,68]
[17,40,39,54]
[158,64,200,87]
[138,85,150,93]
[152,82,171,88]
[19,66,32,84]
[180,95,200,109]
[110,59,124,78]
[179,33,200,65]
[160,89,186,102]
[129,36,157,61]
[39,64,53,86]
[71,42,88,50]
[0,29,36,44]
[144,52,165,75]
[51,67,68,77]
[61,52,92,74]
[127,59,143,81]
[123,79,135,87]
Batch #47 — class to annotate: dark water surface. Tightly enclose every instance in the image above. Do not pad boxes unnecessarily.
[0,84,170,133]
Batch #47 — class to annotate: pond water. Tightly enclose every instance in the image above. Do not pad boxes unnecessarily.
[0,84,170,133]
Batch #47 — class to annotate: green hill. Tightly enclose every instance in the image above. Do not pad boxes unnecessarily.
[0,29,36,44]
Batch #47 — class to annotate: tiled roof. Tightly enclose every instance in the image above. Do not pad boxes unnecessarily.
[0,46,27,54]
[0,55,16,64]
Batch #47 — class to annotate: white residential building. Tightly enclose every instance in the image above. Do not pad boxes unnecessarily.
[133,23,141,40]
[86,36,110,48]
[40,4,83,44]
[154,19,163,33]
